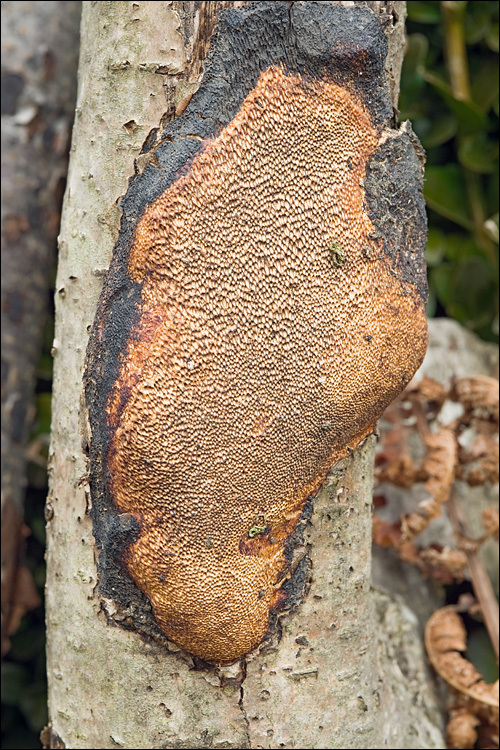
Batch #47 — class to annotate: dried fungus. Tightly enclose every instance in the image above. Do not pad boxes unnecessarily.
[425,607,499,750]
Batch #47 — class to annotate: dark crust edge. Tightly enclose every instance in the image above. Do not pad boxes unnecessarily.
[364,123,428,302]
[84,1,416,661]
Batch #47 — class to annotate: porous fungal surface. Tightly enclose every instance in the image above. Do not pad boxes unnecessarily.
[85,1,428,665]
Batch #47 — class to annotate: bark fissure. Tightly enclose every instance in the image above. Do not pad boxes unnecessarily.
[238,658,251,748]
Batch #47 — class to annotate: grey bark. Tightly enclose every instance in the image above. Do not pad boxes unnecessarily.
[45,2,445,748]
[1,0,81,656]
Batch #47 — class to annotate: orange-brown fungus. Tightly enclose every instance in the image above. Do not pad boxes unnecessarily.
[103,67,428,664]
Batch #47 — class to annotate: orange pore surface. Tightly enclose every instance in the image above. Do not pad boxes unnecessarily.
[106,67,428,664]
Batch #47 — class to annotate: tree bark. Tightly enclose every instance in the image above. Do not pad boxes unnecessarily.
[45,2,445,748]
[1,0,81,657]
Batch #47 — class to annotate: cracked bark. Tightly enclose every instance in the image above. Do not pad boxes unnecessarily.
[45,2,445,748]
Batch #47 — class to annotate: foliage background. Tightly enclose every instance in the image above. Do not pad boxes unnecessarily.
[401,0,499,343]
[1,1,498,747]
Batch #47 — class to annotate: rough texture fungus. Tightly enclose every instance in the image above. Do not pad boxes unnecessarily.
[85,1,428,665]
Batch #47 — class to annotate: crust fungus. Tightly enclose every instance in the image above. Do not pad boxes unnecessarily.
[85,2,428,665]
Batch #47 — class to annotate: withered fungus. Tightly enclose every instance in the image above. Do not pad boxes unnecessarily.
[85,2,428,664]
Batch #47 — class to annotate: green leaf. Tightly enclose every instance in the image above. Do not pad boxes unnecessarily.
[421,113,458,147]
[467,627,500,683]
[34,561,46,589]
[431,256,497,333]
[425,284,438,318]
[425,228,448,265]
[31,514,47,546]
[486,168,500,217]
[471,58,499,111]
[423,70,488,133]
[411,116,432,143]
[1,663,28,706]
[464,4,492,44]
[440,234,491,265]
[19,682,48,732]
[486,22,499,52]
[9,626,45,663]
[0,724,40,750]
[442,235,473,263]
[407,1,441,24]
[37,353,53,382]
[424,165,473,228]
[459,132,499,173]
[33,392,52,437]
[402,33,430,76]
[400,35,429,104]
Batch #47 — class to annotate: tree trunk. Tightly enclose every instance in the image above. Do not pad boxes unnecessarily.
[45,2,445,748]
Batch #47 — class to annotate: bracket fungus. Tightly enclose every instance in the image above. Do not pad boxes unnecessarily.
[85,2,428,665]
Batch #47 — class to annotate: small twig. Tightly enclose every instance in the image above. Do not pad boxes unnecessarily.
[441,0,470,101]
[447,490,500,663]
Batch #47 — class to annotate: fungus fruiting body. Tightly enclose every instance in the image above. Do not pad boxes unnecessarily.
[85,2,428,665]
